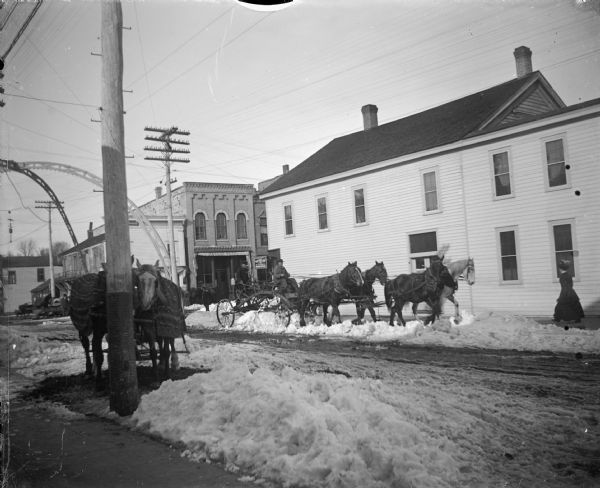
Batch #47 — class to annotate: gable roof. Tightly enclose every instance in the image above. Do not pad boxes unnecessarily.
[261,71,569,195]
[60,233,106,256]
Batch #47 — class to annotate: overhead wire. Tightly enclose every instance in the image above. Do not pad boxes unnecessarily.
[126,11,275,112]
[4,171,47,223]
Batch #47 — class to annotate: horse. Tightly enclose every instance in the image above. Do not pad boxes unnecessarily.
[410,257,475,321]
[188,283,217,311]
[384,258,454,327]
[69,271,109,387]
[133,259,187,383]
[350,261,388,324]
[298,261,364,327]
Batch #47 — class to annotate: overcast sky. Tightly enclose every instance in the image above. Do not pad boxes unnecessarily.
[1,0,599,255]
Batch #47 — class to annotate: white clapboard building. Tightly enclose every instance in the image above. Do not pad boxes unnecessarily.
[260,47,600,318]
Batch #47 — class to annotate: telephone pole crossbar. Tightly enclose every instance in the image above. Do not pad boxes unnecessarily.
[35,200,63,299]
[143,126,191,285]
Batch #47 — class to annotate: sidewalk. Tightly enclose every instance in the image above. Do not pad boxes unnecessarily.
[6,400,254,488]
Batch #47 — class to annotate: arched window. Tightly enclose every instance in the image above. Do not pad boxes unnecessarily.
[236,213,247,239]
[216,212,227,240]
[194,213,206,240]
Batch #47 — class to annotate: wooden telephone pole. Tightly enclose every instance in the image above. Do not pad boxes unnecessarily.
[35,200,62,299]
[101,0,139,415]
[144,127,190,284]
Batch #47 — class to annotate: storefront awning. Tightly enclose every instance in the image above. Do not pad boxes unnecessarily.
[194,246,251,257]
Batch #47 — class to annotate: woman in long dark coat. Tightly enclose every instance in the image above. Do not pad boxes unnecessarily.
[553,260,585,323]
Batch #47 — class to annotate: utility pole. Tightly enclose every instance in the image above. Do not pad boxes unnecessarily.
[35,200,62,299]
[144,126,190,285]
[101,0,139,415]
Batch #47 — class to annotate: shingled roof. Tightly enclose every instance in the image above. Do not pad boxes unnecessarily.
[261,71,567,195]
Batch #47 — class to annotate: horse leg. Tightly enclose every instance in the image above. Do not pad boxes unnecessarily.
[411,302,419,321]
[447,294,460,321]
[299,299,307,327]
[368,302,377,322]
[158,337,170,380]
[80,333,93,376]
[352,303,364,325]
[424,298,441,326]
[91,330,104,389]
[388,297,396,326]
[170,339,179,371]
[330,302,341,325]
[323,303,332,326]
[147,335,159,384]
[397,299,407,327]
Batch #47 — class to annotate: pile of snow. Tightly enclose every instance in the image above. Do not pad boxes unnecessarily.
[186,309,600,354]
[132,357,460,488]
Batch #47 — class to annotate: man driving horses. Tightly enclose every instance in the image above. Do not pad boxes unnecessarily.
[273,258,299,294]
[235,262,251,296]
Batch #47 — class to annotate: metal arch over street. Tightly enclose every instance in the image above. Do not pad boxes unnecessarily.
[1,159,173,278]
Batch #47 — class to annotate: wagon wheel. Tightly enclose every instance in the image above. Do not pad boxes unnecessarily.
[216,299,235,327]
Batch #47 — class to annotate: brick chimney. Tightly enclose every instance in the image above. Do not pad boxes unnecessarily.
[155,186,162,201]
[514,46,532,78]
[282,164,289,174]
[361,104,378,130]
[87,222,93,239]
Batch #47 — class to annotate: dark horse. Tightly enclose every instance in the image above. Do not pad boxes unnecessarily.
[134,259,187,382]
[70,260,186,387]
[350,261,388,325]
[298,262,364,327]
[384,258,455,326]
[187,283,218,311]
[69,271,109,387]
[410,258,475,322]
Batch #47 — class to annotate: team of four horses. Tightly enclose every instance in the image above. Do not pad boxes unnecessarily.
[70,255,474,387]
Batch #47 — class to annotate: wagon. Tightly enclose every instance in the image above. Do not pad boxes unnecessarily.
[216,281,297,328]
[216,280,384,328]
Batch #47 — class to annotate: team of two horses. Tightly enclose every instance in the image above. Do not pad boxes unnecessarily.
[298,257,475,327]
[69,259,185,388]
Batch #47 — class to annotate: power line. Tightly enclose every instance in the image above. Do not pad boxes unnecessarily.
[4,92,98,108]
[127,12,274,112]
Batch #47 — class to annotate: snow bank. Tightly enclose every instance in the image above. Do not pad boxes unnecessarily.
[132,353,460,488]
[185,309,600,354]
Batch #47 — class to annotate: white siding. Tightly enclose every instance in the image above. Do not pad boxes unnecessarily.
[265,114,600,318]
[4,265,63,313]
[463,117,600,315]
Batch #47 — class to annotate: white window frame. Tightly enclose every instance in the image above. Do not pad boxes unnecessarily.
[315,194,329,232]
[495,226,522,284]
[548,218,579,282]
[541,134,571,191]
[407,230,438,273]
[352,185,368,226]
[490,147,515,200]
[283,202,294,237]
[420,167,441,214]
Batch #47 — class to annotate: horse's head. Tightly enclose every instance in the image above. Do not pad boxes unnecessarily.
[341,261,364,289]
[134,259,167,311]
[369,261,388,286]
[464,258,476,285]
